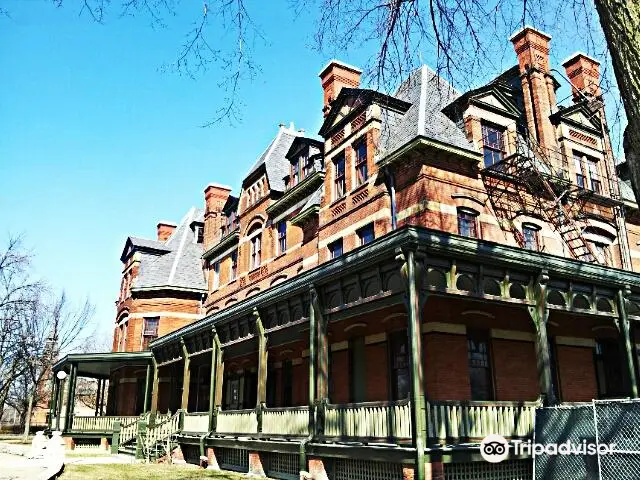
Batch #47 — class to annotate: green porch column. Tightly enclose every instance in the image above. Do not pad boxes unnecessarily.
[311,286,328,437]
[181,338,191,411]
[150,356,160,418]
[255,310,268,407]
[308,287,317,436]
[143,364,152,413]
[528,271,556,406]
[214,337,225,411]
[617,288,638,397]
[209,329,222,431]
[399,247,426,480]
[63,363,77,432]
[94,377,102,417]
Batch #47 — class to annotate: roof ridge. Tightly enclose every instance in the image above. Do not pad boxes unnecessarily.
[167,207,195,284]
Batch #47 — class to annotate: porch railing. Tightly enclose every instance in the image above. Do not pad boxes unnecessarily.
[215,408,258,435]
[324,399,412,441]
[119,418,139,445]
[71,415,137,432]
[182,412,210,433]
[145,410,181,449]
[262,405,310,436]
[427,400,539,443]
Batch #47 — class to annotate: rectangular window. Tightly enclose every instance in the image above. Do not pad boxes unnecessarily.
[390,330,410,400]
[457,209,478,238]
[591,241,611,266]
[142,317,159,350]
[195,225,204,244]
[574,152,586,188]
[355,140,368,186]
[481,124,505,168]
[357,223,375,246]
[595,340,624,398]
[334,154,346,199]
[328,238,343,259]
[467,330,493,401]
[251,235,261,270]
[212,261,220,289]
[282,360,293,407]
[230,250,238,280]
[523,224,540,251]
[588,158,601,193]
[277,221,287,255]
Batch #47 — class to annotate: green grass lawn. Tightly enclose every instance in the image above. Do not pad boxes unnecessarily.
[60,463,255,480]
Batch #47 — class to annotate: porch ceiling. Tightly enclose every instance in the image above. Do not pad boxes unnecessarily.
[53,351,152,378]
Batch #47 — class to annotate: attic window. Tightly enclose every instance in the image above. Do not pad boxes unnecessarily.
[481,123,505,169]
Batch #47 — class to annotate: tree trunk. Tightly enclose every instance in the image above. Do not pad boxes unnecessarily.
[23,394,33,441]
[594,0,640,201]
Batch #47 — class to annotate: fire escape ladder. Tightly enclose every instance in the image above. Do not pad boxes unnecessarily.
[482,133,602,264]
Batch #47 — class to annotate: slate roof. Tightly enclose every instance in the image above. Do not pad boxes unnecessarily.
[619,179,636,203]
[131,207,207,292]
[380,65,477,156]
[245,126,303,193]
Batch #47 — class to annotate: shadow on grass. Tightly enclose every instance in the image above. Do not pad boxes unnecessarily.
[60,463,269,480]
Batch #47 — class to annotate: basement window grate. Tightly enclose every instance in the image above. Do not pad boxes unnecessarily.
[217,447,249,472]
[444,460,532,480]
[73,438,101,449]
[334,458,404,480]
[264,452,300,480]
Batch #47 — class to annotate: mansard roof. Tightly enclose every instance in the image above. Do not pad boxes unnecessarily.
[123,207,207,293]
[380,65,477,157]
[243,125,303,193]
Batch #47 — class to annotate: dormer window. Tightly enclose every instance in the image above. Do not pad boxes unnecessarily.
[481,123,505,168]
[292,160,300,186]
[194,225,204,244]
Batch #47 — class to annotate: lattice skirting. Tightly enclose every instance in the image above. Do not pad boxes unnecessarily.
[334,458,404,480]
[263,452,300,480]
[217,447,249,472]
[74,438,102,449]
[444,459,533,480]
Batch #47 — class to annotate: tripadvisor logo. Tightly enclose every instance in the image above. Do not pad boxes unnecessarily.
[480,434,509,463]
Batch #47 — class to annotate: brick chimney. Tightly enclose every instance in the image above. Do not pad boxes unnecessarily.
[319,60,362,117]
[562,53,601,102]
[157,221,176,242]
[203,183,232,251]
[510,26,558,150]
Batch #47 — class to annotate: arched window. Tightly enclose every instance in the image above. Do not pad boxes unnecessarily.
[584,227,615,265]
[248,224,262,270]
[522,223,541,251]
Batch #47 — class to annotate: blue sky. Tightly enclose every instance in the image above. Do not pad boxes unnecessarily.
[0,1,623,344]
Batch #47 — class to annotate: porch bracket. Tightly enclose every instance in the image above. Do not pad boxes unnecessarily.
[527,270,557,406]
[398,246,426,480]
[617,287,639,397]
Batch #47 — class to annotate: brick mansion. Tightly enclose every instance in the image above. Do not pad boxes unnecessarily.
[49,26,640,480]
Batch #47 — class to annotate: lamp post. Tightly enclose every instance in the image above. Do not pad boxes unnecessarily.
[55,370,67,431]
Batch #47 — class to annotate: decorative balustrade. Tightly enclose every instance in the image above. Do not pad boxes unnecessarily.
[145,411,181,449]
[324,400,412,442]
[215,408,258,435]
[71,415,137,432]
[182,412,210,433]
[262,406,310,436]
[427,400,539,443]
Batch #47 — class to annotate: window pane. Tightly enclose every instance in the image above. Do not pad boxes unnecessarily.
[457,210,478,238]
[467,331,493,400]
[523,225,539,251]
[329,239,343,259]
[481,124,504,168]
[357,223,375,245]
[390,331,409,400]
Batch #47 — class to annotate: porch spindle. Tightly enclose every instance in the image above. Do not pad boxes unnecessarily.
[400,247,426,480]
[617,288,639,397]
[181,338,191,411]
[528,271,556,406]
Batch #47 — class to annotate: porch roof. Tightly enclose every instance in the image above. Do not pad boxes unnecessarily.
[53,351,152,378]
[151,225,640,350]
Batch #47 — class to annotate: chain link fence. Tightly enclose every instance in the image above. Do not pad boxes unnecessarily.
[534,399,640,480]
